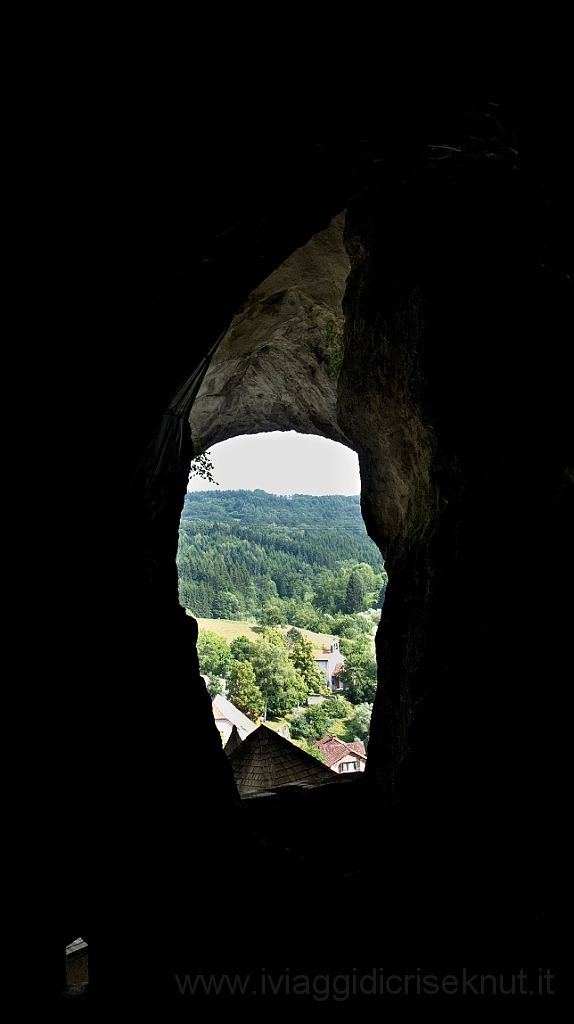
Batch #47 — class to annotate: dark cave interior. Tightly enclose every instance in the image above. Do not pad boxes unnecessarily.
[36,86,571,1002]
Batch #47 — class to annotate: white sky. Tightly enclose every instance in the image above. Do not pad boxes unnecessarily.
[187,431,361,496]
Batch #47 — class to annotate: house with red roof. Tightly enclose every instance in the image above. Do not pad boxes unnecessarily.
[315,734,367,774]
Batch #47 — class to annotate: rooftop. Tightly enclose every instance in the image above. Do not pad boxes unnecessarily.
[212,694,257,735]
[228,724,338,797]
[316,734,367,768]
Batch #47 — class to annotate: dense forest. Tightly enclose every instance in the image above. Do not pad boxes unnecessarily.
[180,490,371,533]
[177,490,387,632]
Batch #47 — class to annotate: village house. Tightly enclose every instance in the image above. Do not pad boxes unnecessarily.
[313,639,345,691]
[315,734,367,773]
[211,693,256,742]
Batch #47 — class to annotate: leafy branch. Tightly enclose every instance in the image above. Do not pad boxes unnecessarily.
[189,437,219,485]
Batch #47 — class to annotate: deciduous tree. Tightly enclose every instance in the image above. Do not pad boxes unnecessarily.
[348,702,373,748]
[196,629,232,680]
[229,635,252,662]
[259,604,287,627]
[290,704,333,741]
[227,660,265,719]
[249,640,307,716]
[339,635,378,704]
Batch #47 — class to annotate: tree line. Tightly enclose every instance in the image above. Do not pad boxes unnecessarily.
[181,490,372,534]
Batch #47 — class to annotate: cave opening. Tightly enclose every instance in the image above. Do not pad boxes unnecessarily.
[175,428,386,866]
[178,427,385,777]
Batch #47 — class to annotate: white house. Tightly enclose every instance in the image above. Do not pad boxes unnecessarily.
[314,639,345,691]
[211,694,257,742]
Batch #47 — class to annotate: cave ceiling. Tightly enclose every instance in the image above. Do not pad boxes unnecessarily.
[188,211,355,451]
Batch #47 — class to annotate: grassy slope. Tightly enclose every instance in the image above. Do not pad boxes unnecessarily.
[193,617,262,643]
[191,614,336,650]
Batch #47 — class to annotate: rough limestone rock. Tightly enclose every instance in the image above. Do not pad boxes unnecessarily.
[189,212,354,451]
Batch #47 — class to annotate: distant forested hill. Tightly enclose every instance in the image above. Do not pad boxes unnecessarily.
[177,490,387,625]
[180,490,370,534]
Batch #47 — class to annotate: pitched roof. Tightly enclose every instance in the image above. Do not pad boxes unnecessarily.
[316,734,367,768]
[224,723,243,757]
[227,724,337,797]
[212,694,256,735]
[66,937,88,960]
[315,735,349,767]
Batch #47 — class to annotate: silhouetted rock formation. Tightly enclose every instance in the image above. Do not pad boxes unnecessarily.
[34,85,570,1003]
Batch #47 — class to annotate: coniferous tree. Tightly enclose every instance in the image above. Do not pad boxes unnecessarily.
[288,635,328,696]
[345,571,364,614]
[286,627,303,648]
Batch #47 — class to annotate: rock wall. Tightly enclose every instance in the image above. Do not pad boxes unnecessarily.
[189,211,353,450]
[337,151,572,951]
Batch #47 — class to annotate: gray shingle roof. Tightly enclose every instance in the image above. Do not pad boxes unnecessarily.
[224,723,243,756]
[228,724,337,797]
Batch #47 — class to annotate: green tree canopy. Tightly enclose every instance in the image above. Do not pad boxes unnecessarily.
[177,491,384,622]
[286,626,303,647]
[288,635,328,695]
[320,695,353,720]
[229,635,252,663]
[258,604,287,626]
[338,635,378,704]
[248,639,307,717]
[296,739,326,762]
[256,626,289,650]
[348,702,373,748]
[206,678,224,699]
[290,704,334,741]
[212,590,241,619]
[227,660,265,720]
[345,570,365,614]
[196,630,233,680]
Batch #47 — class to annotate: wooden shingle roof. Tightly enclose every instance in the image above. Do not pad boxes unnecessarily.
[224,723,243,756]
[227,724,337,797]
